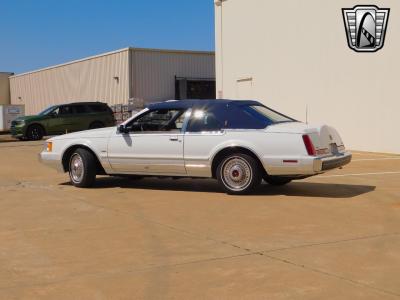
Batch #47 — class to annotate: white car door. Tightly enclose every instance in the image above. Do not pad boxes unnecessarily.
[183,108,227,177]
[107,108,188,175]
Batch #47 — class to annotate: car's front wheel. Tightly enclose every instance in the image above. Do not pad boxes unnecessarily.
[217,153,262,195]
[69,148,97,188]
[26,125,44,141]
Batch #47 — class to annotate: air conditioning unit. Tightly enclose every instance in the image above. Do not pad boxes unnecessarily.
[0,105,25,131]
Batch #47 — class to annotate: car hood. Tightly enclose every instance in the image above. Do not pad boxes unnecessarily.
[14,115,42,122]
[50,126,116,140]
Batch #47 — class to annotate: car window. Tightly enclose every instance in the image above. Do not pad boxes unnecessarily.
[74,105,89,114]
[242,105,294,124]
[187,109,222,132]
[174,112,186,130]
[88,104,107,112]
[38,105,57,116]
[58,105,74,115]
[225,105,268,129]
[127,109,185,133]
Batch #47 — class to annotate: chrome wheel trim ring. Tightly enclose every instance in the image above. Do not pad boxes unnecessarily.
[69,154,84,183]
[221,156,253,191]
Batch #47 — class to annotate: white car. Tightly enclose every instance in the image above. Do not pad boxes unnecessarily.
[39,100,352,194]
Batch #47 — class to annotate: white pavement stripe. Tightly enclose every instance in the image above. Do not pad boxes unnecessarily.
[351,152,399,158]
[319,171,400,178]
[352,158,400,162]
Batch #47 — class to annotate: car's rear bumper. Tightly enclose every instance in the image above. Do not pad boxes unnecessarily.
[313,152,352,172]
[263,152,352,176]
[39,151,64,172]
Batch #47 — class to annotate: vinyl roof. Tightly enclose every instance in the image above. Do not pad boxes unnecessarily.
[147,99,261,110]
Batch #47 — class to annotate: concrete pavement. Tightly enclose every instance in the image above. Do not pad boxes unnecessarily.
[0,140,399,299]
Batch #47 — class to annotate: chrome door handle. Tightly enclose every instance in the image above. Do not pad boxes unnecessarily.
[169,136,179,141]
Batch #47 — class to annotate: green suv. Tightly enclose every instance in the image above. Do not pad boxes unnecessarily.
[11,102,115,141]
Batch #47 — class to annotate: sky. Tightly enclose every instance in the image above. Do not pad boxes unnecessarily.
[0,0,215,74]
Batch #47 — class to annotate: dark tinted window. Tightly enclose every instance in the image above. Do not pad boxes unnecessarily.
[184,103,293,131]
[74,105,89,114]
[38,105,57,116]
[225,105,269,129]
[127,109,185,132]
[187,109,223,132]
[88,104,108,112]
[224,105,294,129]
[58,105,74,115]
[242,105,293,123]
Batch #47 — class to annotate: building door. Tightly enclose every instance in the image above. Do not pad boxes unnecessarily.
[175,77,216,99]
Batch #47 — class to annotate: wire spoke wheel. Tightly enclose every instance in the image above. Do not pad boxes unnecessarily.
[69,154,85,184]
[68,148,97,188]
[221,156,253,192]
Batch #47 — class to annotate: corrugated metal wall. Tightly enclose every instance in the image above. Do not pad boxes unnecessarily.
[10,49,129,114]
[9,48,215,115]
[130,49,215,102]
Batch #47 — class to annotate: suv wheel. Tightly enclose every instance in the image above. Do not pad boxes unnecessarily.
[26,125,44,141]
[89,121,104,129]
[263,176,292,186]
[217,153,262,195]
[69,148,97,187]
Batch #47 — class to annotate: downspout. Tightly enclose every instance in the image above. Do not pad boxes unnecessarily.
[128,48,134,101]
[214,0,227,99]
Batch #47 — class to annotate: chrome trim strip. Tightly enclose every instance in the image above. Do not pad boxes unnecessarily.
[107,156,184,160]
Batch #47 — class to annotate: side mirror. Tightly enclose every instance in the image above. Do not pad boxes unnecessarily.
[49,112,57,118]
[118,124,129,134]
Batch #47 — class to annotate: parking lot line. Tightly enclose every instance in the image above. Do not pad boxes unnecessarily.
[351,158,400,162]
[350,151,399,158]
[319,171,400,178]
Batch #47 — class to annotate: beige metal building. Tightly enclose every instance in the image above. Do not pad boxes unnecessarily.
[10,48,215,115]
[0,72,13,105]
[215,0,400,153]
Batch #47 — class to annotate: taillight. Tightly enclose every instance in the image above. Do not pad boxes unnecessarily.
[302,135,316,156]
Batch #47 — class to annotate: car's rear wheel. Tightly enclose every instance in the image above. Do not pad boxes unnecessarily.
[69,148,97,188]
[217,153,262,195]
[26,125,44,141]
[263,176,292,186]
[89,121,104,129]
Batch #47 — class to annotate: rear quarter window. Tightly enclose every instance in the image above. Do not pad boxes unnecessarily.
[88,104,109,113]
[226,105,269,129]
[187,110,222,132]
[74,105,89,114]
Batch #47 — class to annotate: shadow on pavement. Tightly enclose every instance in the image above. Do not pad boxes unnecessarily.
[61,177,376,198]
[0,138,19,143]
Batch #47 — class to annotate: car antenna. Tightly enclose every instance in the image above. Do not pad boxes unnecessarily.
[306,104,308,124]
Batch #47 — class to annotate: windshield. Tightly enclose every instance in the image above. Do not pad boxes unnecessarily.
[38,106,57,116]
[243,105,295,124]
